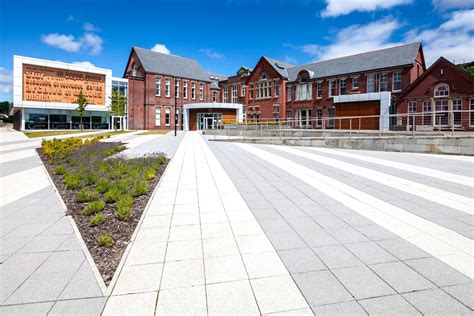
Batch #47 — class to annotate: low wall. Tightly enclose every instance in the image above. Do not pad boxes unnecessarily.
[208,135,474,156]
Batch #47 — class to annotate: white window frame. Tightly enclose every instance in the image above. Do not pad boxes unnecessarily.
[470,98,474,127]
[274,80,279,97]
[192,82,196,100]
[316,82,322,98]
[199,82,204,101]
[155,76,161,96]
[241,84,246,97]
[232,84,238,103]
[339,79,346,95]
[249,84,253,100]
[367,74,375,93]
[392,71,402,91]
[155,107,161,126]
[379,73,388,92]
[223,85,228,102]
[165,79,170,97]
[453,99,462,126]
[434,83,449,97]
[165,107,171,126]
[212,91,217,102]
[175,79,180,98]
[352,77,359,89]
[408,101,417,113]
[183,80,188,99]
[286,85,292,101]
[329,80,336,97]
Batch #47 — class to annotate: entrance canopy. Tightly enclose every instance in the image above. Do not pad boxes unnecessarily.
[183,103,244,131]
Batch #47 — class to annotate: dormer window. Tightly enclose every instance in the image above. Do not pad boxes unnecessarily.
[260,72,268,80]
[434,83,449,97]
[132,63,137,77]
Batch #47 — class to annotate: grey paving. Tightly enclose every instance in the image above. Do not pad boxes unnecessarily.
[120,131,185,158]
[358,295,421,315]
[402,288,472,315]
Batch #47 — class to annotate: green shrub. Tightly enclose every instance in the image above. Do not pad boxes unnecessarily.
[145,167,156,180]
[96,178,110,194]
[89,213,105,227]
[81,200,105,215]
[76,189,99,203]
[64,173,82,190]
[105,186,123,203]
[115,195,133,221]
[157,155,166,165]
[41,138,84,158]
[54,165,67,175]
[82,172,98,185]
[131,180,148,197]
[97,233,114,247]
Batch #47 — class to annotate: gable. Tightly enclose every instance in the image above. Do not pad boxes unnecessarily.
[123,49,144,78]
[246,57,285,84]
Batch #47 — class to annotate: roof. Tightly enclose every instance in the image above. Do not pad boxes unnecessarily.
[206,72,228,81]
[287,42,422,82]
[132,47,211,82]
[262,56,295,79]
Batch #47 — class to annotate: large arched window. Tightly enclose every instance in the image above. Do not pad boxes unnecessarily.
[434,83,449,97]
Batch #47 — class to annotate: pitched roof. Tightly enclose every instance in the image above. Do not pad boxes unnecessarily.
[133,47,211,82]
[287,42,422,82]
[262,56,295,79]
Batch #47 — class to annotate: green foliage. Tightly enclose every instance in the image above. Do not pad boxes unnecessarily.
[64,173,82,190]
[75,91,88,129]
[131,180,148,197]
[115,195,133,221]
[41,138,84,158]
[97,233,114,247]
[89,213,106,227]
[76,189,99,203]
[81,200,105,215]
[104,186,123,203]
[54,165,67,175]
[145,167,156,179]
[96,178,110,194]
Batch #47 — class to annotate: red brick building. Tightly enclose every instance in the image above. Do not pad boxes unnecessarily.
[124,47,238,131]
[245,43,425,130]
[219,67,252,117]
[396,57,474,131]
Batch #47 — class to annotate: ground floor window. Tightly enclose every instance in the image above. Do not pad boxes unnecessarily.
[470,99,474,126]
[165,107,171,126]
[24,109,109,130]
[328,107,335,128]
[295,109,311,128]
[197,112,223,130]
[453,99,462,126]
[155,107,161,126]
[435,99,448,126]
[273,104,280,119]
[316,108,323,126]
[408,101,416,126]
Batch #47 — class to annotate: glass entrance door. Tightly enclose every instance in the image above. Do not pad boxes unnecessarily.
[197,113,223,130]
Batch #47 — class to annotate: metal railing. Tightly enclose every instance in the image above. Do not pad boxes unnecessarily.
[214,110,474,139]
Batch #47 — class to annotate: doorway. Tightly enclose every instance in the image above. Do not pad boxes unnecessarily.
[197,113,223,130]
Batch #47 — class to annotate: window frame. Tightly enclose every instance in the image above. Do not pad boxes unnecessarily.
[379,73,388,92]
[155,76,161,96]
[155,107,161,126]
[339,79,346,95]
[470,98,474,127]
[329,80,336,97]
[165,79,171,97]
[392,71,402,91]
[352,77,359,89]
[367,74,375,93]
[165,107,171,126]
[232,84,238,103]
[191,82,196,100]
[175,79,180,99]
[434,83,449,97]
[316,82,322,98]
[199,82,204,101]
[274,80,279,97]
[183,80,188,99]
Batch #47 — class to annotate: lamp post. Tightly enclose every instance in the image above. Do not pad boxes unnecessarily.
[174,89,177,136]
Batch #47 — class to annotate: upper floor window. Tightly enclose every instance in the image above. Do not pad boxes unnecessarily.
[379,73,388,91]
[260,72,268,80]
[249,84,254,100]
[257,81,271,99]
[287,85,292,101]
[339,79,346,95]
[232,85,238,103]
[241,85,246,97]
[434,84,449,97]
[199,83,204,100]
[192,82,196,100]
[392,71,402,91]
[223,85,228,101]
[274,80,279,97]
[329,80,336,97]
[316,82,322,98]
[367,74,375,93]
[408,101,417,113]
[183,81,188,99]
[132,63,137,76]
[296,82,312,101]
[212,91,217,102]
[352,77,359,89]
[165,79,171,97]
[175,79,180,98]
[155,76,161,96]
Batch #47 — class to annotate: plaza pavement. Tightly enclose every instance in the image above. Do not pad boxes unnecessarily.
[1,126,473,315]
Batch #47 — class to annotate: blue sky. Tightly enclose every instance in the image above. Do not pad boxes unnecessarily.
[1,0,473,101]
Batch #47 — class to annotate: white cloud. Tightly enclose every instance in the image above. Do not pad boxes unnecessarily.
[321,0,412,17]
[41,32,103,55]
[0,68,13,94]
[405,9,474,65]
[432,0,474,11]
[151,43,170,54]
[72,61,96,67]
[293,18,402,61]
[199,48,224,59]
[83,22,100,32]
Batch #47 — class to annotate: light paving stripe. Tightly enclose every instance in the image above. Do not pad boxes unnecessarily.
[269,145,474,216]
[410,152,474,163]
[0,166,50,207]
[308,147,474,188]
[236,143,474,278]
[0,148,36,164]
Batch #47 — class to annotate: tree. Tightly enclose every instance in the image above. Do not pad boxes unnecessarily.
[109,90,127,130]
[75,91,88,130]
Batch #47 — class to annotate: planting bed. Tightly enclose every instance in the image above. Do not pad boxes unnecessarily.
[38,137,168,284]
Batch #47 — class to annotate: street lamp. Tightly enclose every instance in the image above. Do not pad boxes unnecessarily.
[174,88,177,136]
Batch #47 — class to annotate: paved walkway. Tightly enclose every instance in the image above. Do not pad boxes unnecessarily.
[208,140,473,315]
[103,132,311,315]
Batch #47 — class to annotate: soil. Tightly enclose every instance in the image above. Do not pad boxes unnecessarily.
[38,148,169,285]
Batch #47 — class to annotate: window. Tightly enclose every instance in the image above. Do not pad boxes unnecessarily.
[434,84,449,97]
[367,75,375,93]
[165,107,171,126]
[183,81,188,99]
[435,99,449,126]
[379,73,388,91]
[316,108,323,126]
[257,81,271,99]
[212,91,217,102]
[287,85,292,101]
[232,85,238,103]
[274,80,279,97]
[339,79,346,95]
[470,99,474,126]
[273,104,279,119]
[155,107,161,126]
[249,84,254,100]
[453,99,462,126]
[199,82,204,100]
[408,101,417,113]
[223,85,228,102]
[192,82,196,100]
[165,79,170,97]
[393,72,402,91]
[316,82,322,98]
[260,72,267,80]
[352,77,359,89]
[241,85,246,97]
[329,80,336,97]
[132,63,137,76]
[296,109,311,128]
[296,83,312,101]
[423,100,432,125]
[155,76,161,96]
[175,79,180,98]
